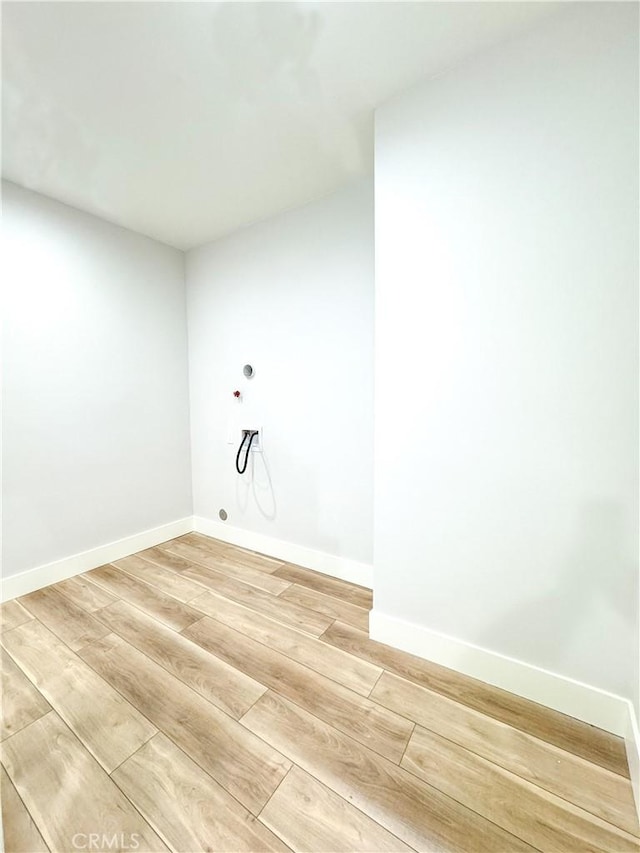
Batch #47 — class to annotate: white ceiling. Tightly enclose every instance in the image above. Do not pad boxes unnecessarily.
[3,2,564,250]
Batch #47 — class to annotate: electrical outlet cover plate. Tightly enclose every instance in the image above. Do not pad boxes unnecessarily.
[244,427,262,452]
[227,423,262,451]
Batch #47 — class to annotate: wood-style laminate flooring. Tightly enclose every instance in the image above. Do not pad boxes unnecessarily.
[1,532,638,852]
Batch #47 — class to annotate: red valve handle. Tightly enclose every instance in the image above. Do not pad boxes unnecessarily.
[233,390,241,398]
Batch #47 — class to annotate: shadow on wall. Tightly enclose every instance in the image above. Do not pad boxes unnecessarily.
[235,450,277,521]
[478,500,638,694]
[231,443,344,559]
[252,451,278,521]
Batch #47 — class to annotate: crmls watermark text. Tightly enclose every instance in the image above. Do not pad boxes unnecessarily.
[72,833,140,850]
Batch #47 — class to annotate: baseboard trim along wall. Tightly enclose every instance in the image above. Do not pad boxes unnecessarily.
[369,609,631,736]
[193,516,373,588]
[3,514,637,817]
[370,608,640,817]
[1,514,372,600]
[1,517,194,602]
[625,702,640,821]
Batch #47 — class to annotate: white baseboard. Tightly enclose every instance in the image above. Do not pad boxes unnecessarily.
[625,701,640,821]
[369,609,631,737]
[1,515,372,600]
[193,516,373,588]
[1,517,194,602]
[3,514,636,814]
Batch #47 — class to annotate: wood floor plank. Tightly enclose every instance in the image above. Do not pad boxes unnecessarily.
[0,600,33,633]
[164,540,292,594]
[176,532,230,555]
[139,544,196,572]
[2,712,167,852]
[209,552,291,587]
[221,549,285,574]
[322,620,630,778]
[1,620,156,773]
[79,632,291,815]
[183,533,284,573]
[280,583,369,631]
[19,586,111,651]
[1,648,51,741]
[273,563,373,610]
[241,691,536,853]
[98,599,266,718]
[188,578,332,637]
[113,733,290,853]
[372,671,639,836]
[84,564,202,632]
[1,763,49,853]
[402,725,638,853]
[4,538,630,853]
[260,765,413,853]
[114,554,205,603]
[55,575,118,612]
[184,615,413,763]
[186,590,381,696]
[182,557,291,597]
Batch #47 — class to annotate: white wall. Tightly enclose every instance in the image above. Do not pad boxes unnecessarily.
[2,181,193,577]
[186,180,374,566]
[374,2,638,711]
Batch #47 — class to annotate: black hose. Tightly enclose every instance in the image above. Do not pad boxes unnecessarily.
[235,431,258,475]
